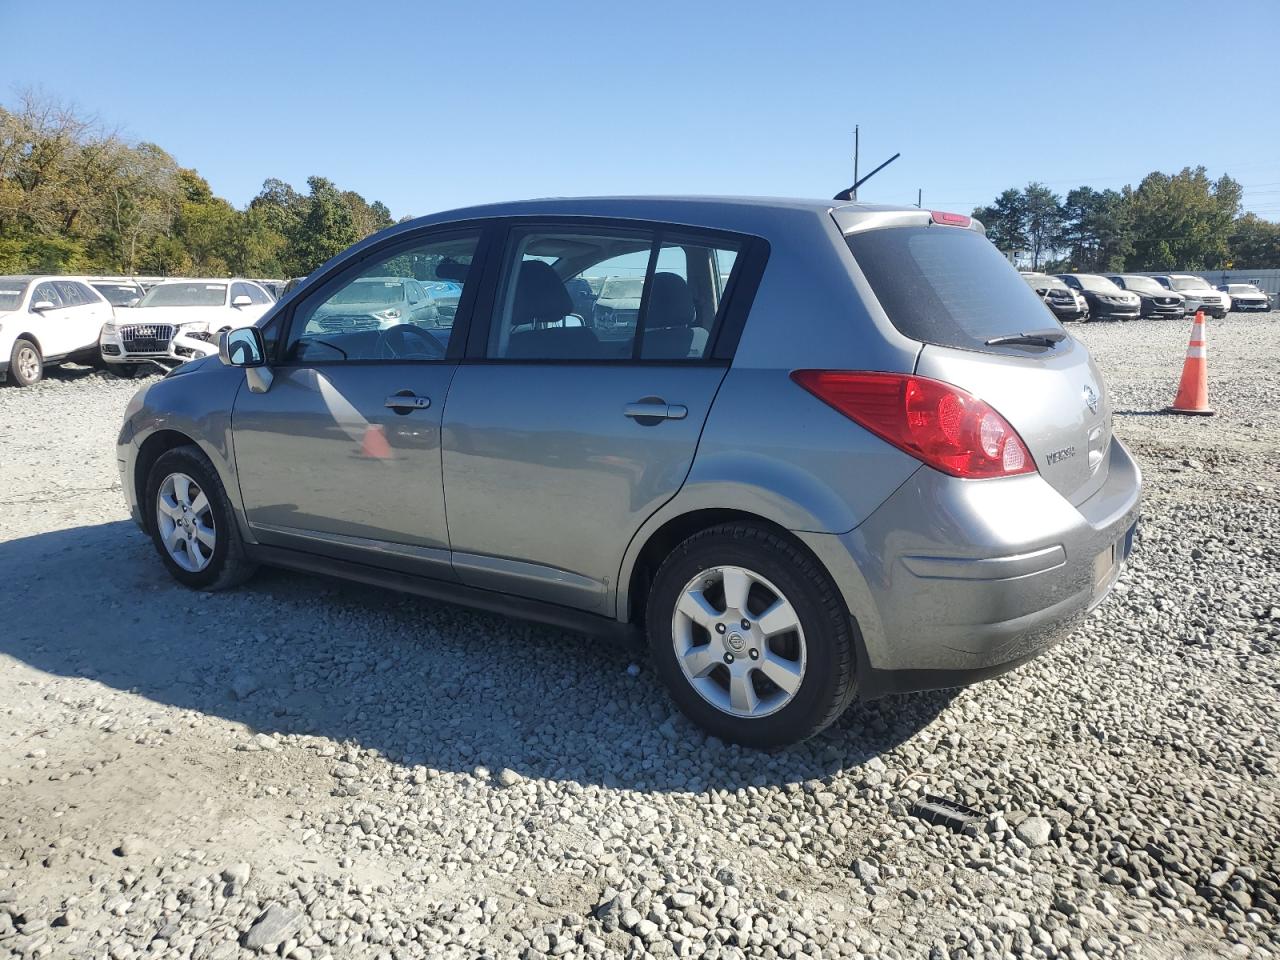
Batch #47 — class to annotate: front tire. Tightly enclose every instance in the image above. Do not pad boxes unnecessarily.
[645,523,857,748]
[145,445,256,590]
[8,339,43,386]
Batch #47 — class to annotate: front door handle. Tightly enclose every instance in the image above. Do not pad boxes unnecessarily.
[624,400,688,422]
[385,393,431,413]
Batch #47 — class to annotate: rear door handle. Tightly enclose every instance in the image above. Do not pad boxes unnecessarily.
[624,400,688,422]
[385,393,431,412]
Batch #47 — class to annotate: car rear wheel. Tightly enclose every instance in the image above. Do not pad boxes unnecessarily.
[646,523,857,747]
[146,445,256,591]
[9,339,43,386]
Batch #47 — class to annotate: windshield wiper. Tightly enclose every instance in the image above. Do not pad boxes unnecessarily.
[986,330,1068,348]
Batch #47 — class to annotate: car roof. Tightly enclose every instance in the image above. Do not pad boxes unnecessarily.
[393,195,949,236]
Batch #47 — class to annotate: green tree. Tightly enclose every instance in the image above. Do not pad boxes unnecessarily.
[1126,166,1242,270]
[1059,187,1133,272]
[1021,182,1063,270]
[1228,213,1280,268]
[973,188,1028,257]
[285,176,360,276]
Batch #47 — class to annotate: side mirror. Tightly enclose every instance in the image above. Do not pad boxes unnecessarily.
[232,294,253,308]
[219,326,273,394]
[31,300,55,313]
[219,326,266,367]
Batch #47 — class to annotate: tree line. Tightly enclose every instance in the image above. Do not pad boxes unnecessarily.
[5,92,1279,280]
[0,92,397,279]
[973,168,1280,273]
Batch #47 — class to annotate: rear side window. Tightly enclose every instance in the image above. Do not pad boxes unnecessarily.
[846,226,1059,351]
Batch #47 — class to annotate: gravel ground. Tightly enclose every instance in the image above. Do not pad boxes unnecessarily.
[1,312,1277,960]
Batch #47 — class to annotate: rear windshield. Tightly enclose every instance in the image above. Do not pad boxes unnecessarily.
[846,225,1059,350]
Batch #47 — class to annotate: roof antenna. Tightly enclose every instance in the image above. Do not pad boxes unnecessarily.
[834,125,901,201]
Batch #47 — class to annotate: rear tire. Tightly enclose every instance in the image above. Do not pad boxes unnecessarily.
[8,339,43,386]
[145,445,257,591]
[645,523,857,748]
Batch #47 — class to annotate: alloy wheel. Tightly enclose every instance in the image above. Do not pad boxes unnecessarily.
[670,565,807,719]
[16,346,39,382]
[156,472,216,572]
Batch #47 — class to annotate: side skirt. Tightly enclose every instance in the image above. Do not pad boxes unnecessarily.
[244,543,643,646]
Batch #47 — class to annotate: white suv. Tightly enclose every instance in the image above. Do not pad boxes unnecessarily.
[99,278,274,375]
[1154,274,1229,318]
[0,275,114,386]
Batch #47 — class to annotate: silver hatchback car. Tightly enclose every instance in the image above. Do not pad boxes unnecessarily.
[117,197,1142,747]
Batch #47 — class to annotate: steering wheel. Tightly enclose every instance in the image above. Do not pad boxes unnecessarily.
[376,324,445,360]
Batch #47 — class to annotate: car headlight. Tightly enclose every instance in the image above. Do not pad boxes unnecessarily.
[102,321,118,334]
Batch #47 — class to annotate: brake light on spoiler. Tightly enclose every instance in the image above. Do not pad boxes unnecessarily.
[930,210,972,227]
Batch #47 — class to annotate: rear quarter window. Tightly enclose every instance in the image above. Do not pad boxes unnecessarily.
[846,225,1060,351]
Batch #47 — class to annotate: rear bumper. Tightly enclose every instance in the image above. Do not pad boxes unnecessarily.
[797,438,1142,696]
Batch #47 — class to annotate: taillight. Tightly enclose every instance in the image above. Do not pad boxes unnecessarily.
[930,210,972,228]
[790,371,1036,479]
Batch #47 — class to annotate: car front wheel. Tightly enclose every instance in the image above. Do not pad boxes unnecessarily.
[146,445,256,591]
[8,339,43,386]
[646,523,858,748]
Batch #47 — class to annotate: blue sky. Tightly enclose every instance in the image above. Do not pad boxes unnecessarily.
[4,0,1278,221]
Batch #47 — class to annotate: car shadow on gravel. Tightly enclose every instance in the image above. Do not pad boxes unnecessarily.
[0,520,957,791]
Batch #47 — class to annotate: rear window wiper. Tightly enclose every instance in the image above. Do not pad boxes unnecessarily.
[985,330,1068,348]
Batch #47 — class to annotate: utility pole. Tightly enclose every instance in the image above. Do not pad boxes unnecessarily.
[853,125,860,201]
[834,126,901,202]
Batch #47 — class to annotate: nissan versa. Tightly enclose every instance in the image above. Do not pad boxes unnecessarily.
[116,198,1142,747]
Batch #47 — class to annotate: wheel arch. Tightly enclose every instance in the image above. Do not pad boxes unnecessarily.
[8,332,44,356]
[133,429,202,533]
[620,508,837,627]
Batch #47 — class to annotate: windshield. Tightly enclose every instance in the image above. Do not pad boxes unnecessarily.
[329,279,406,305]
[92,283,143,306]
[1118,276,1164,295]
[1022,273,1067,292]
[599,278,644,300]
[846,225,1061,352]
[140,283,227,307]
[1169,276,1210,291]
[0,279,31,311]
[1072,274,1123,294]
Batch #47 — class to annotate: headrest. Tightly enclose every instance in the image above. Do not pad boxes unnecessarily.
[512,260,573,326]
[647,271,696,328]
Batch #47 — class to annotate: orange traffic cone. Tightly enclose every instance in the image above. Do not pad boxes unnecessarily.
[1165,310,1213,416]
[359,424,393,459]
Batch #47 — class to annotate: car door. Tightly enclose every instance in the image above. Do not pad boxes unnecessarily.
[28,281,79,357]
[230,227,490,580]
[441,221,755,614]
[56,281,112,350]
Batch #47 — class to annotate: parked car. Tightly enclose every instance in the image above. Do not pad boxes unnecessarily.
[1218,283,1270,312]
[100,279,274,376]
[1056,274,1141,321]
[1107,275,1186,320]
[307,276,445,336]
[591,276,645,344]
[1153,275,1228,318]
[116,198,1141,747]
[1020,272,1088,321]
[88,278,147,313]
[0,275,114,386]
